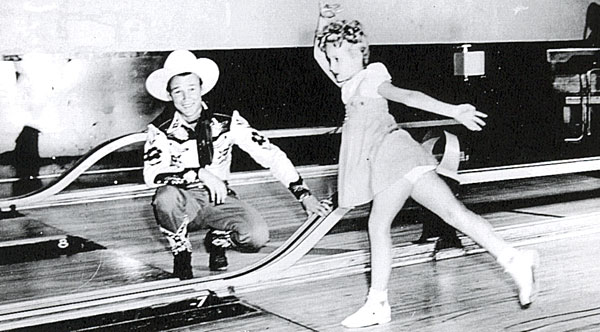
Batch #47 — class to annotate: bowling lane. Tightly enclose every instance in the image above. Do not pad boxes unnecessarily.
[228,224,600,332]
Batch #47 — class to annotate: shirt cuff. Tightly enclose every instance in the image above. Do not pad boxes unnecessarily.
[288,176,312,201]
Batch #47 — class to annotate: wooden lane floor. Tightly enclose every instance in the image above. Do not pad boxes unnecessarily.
[223,231,600,332]
[1,172,600,321]
[195,214,600,332]
[1,174,599,297]
[0,249,173,305]
[0,176,334,306]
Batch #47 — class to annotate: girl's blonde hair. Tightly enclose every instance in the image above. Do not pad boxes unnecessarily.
[317,20,370,65]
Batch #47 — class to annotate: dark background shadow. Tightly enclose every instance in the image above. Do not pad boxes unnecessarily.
[0,125,43,196]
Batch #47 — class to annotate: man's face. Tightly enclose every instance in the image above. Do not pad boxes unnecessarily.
[168,73,203,122]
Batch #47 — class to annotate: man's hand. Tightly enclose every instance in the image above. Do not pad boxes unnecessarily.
[198,169,227,205]
[170,127,190,141]
[182,170,197,183]
[301,195,333,217]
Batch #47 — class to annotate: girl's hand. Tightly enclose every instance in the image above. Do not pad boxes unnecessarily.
[453,104,488,131]
[319,1,341,18]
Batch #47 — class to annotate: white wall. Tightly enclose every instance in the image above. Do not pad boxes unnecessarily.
[0,0,593,54]
[0,0,594,157]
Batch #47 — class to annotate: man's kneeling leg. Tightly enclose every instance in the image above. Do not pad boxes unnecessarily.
[160,217,193,280]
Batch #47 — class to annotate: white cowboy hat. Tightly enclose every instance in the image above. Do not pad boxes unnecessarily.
[145,50,219,101]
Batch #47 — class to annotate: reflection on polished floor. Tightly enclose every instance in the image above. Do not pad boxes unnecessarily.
[1,171,600,330]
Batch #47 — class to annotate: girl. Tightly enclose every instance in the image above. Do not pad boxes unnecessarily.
[313,3,540,328]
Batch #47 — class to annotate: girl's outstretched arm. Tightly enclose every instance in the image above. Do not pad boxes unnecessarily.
[314,2,342,86]
[377,81,488,131]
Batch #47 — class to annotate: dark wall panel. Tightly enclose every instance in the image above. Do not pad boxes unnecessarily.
[1,39,598,186]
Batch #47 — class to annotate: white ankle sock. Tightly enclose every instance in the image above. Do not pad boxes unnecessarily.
[367,288,388,303]
[341,288,392,328]
[496,247,519,268]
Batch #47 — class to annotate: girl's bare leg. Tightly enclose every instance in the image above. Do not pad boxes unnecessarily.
[341,179,412,328]
[411,171,539,308]
[410,171,509,257]
[343,170,538,328]
[368,180,412,291]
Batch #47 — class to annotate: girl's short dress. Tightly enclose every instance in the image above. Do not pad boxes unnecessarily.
[338,62,438,208]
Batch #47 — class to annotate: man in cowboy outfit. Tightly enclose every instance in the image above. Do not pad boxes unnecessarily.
[143,50,330,279]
